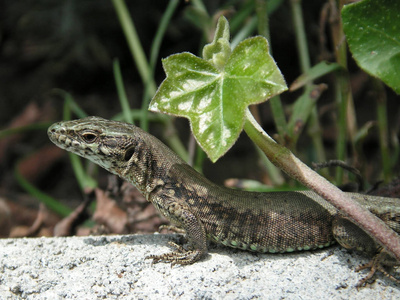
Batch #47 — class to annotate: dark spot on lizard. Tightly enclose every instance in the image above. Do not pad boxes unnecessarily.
[104,138,118,148]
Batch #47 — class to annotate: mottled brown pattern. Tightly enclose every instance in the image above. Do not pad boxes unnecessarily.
[48,117,400,284]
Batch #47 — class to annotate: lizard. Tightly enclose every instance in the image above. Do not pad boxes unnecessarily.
[47,116,400,286]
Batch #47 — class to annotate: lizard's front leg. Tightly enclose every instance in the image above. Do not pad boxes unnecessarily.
[146,193,208,265]
[332,217,400,286]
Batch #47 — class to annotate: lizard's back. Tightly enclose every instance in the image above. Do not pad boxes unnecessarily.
[161,163,337,253]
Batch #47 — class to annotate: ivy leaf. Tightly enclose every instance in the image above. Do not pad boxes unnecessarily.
[150,18,287,162]
[342,0,400,94]
[202,16,231,70]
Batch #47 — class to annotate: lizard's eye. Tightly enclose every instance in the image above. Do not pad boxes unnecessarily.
[82,132,97,143]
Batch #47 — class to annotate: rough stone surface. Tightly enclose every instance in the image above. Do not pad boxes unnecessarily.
[0,234,399,299]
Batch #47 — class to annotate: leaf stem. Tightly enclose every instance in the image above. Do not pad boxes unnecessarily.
[244,108,400,262]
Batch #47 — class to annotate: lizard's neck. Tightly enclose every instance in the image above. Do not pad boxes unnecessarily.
[116,130,186,199]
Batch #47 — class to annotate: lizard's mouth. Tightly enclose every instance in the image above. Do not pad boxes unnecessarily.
[48,122,101,162]
[48,123,81,152]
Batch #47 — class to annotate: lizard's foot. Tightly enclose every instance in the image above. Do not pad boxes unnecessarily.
[146,241,204,265]
[355,250,400,287]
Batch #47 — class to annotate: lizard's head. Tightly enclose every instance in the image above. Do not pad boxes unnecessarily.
[48,116,141,172]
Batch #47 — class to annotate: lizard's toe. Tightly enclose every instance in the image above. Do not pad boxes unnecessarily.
[146,249,204,265]
[355,250,400,287]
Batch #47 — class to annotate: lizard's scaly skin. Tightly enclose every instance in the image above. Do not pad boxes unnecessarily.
[48,116,400,285]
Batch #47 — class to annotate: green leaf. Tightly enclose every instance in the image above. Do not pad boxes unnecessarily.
[287,85,326,138]
[202,16,231,70]
[289,61,343,91]
[150,36,287,162]
[342,0,400,94]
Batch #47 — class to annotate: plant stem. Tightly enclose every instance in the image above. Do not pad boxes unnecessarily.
[373,78,391,181]
[253,0,285,184]
[289,0,326,170]
[290,0,310,72]
[335,74,348,184]
[255,0,270,41]
[254,0,288,139]
[113,59,133,124]
[329,0,357,184]
[15,164,72,217]
[244,109,400,262]
[141,0,179,131]
[111,0,157,96]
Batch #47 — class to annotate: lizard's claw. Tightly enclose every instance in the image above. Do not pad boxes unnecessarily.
[146,250,203,266]
[355,250,400,287]
[146,241,204,265]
